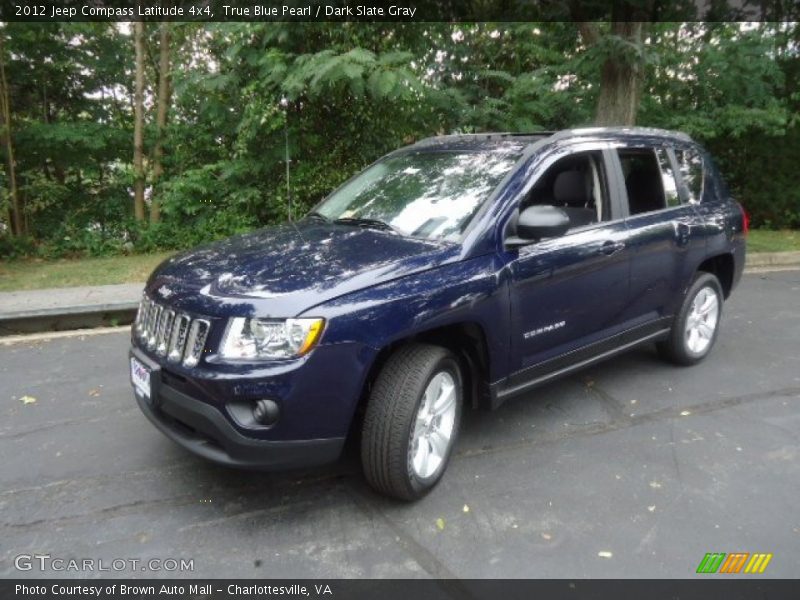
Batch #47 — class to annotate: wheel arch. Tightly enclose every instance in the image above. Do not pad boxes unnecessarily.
[696,252,735,298]
[346,321,493,443]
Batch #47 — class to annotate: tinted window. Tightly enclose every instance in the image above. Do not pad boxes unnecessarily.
[674,147,704,203]
[521,151,608,229]
[618,148,666,215]
[657,148,681,208]
[316,149,522,240]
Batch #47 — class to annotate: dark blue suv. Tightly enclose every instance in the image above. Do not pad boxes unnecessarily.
[130,127,747,500]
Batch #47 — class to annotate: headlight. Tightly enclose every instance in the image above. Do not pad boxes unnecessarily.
[219,317,324,360]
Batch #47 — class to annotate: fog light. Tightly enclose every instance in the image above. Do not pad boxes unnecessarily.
[253,399,280,426]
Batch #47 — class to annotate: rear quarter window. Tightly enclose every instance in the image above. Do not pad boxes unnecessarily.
[656,148,681,208]
[674,147,704,203]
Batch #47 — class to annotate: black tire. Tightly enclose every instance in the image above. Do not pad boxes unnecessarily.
[361,343,463,501]
[657,272,724,366]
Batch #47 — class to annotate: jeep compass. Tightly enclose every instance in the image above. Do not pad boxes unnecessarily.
[130,127,747,500]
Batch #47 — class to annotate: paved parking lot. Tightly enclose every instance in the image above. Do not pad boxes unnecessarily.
[1,270,799,579]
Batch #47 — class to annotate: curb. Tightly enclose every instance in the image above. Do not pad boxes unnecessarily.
[0,304,138,336]
[1,299,139,321]
[0,283,142,336]
[745,251,800,269]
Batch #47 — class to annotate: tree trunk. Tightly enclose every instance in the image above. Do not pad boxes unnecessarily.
[0,35,21,236]
[150,23,171,224]
[594,21,645,126]
[133,21,146,222]
[576,14,648,127]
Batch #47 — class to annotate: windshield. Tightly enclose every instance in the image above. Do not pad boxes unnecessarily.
[314,149,522,241]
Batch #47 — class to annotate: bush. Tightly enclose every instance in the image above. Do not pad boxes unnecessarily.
[0,234,37,259]
[707,126,800,229]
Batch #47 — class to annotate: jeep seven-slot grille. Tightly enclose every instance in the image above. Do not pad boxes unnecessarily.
[134,296,210,367]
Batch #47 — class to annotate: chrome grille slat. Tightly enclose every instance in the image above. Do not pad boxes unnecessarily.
[135,298,147,338]
[146,304,163,349]
[141,300,152,340]
[145,300,157,341]
[137,295,210,368]
[156,309,175,356]
[183,319,210,368]
[167,314,191,363]
[134,297,146,332]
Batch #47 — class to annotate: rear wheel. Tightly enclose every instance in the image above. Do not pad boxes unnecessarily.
[361,344,462,501]
[658,272,723,365]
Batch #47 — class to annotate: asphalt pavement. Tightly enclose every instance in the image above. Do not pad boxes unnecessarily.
[1,270,798,579]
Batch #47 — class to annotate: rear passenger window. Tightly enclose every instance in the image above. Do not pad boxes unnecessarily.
[617,148,666,215]
[674,148,704,203]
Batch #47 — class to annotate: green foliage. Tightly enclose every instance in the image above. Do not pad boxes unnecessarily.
[707,126,800,228]
[0,21,798,260]
[0,233,36,258]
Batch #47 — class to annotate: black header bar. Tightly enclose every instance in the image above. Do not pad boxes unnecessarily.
[1,0,799,22]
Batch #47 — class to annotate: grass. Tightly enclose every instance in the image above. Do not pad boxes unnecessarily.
[747,229,800,254]
[0,252,174,292]
[0,229,798,292]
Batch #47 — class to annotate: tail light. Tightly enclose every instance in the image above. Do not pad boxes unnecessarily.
[739,203,750,236]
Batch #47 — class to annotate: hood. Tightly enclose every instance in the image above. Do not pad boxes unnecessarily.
[145,221,459,318]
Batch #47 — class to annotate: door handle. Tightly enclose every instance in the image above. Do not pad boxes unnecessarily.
[599,240,626,256]
[675,221,691,246]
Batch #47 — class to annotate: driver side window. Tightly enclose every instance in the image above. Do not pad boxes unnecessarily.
[520,151,610,231]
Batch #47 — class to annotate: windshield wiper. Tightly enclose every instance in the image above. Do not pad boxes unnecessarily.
[305,211,330,223]
[334,217,401,235]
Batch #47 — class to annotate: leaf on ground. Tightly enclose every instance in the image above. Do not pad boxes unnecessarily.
[435,518,446,531]
[19,395,37,405]
[88,389,101,397]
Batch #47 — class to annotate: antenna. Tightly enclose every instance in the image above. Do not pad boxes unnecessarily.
[281,96,291,222]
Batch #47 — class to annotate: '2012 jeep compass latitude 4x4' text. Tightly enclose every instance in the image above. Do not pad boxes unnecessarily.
[130,127,747,500]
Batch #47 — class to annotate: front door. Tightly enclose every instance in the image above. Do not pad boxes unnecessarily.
[504,147,632,382]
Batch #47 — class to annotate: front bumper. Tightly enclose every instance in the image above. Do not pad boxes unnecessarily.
[131,348,346,470]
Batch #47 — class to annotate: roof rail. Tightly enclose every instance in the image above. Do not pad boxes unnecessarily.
[550,126,692,142]
[410,126,692,150]
[412,131,555,147]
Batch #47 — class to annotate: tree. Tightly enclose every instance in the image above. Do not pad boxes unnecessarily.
[150,23,172,224]
[577,20,648,126]
[133,21,146,222]
[0,30,21,235]
[571,0,655,126]
[595,21,645,125]
[1,21,798,258]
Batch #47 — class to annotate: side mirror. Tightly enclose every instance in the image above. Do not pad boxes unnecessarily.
[506,205,570,247]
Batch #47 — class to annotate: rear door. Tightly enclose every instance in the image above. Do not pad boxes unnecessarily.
[613,143,706,325]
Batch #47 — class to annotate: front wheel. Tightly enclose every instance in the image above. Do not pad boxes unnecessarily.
[361,344,462,501]
[658,272,724,366]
